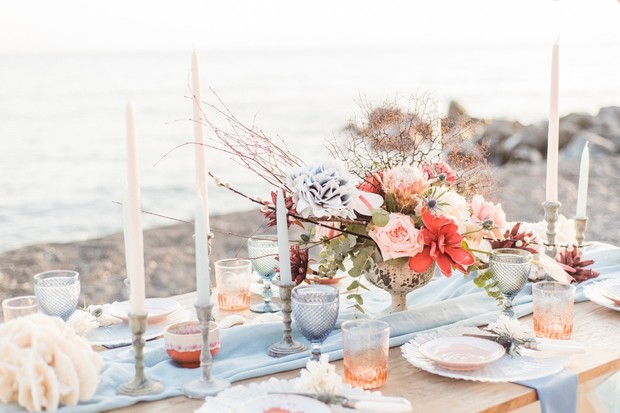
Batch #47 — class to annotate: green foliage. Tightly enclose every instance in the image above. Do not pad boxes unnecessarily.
[472,269,504,305]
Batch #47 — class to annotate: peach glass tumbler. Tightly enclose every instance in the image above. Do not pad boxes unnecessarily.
[341,319,390,389]
[215,259,252,311]
[532,281,576,339]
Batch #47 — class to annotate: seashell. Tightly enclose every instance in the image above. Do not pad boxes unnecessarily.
[218,314,246,329]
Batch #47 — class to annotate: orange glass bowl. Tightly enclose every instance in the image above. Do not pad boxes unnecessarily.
[163,321,220,368]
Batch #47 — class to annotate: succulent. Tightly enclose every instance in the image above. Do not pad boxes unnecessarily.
[289,244,309,285]
[557,247,600,283]
[262,190,301,229]
[489,222,538,254]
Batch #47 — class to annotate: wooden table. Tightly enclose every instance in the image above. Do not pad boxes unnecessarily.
[113,292,620,413]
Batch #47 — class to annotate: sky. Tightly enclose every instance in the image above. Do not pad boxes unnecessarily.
[1,0,619,53]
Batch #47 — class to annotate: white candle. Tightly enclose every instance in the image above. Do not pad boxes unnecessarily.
[576,142,590,219]
[124,102,146,314]
[545,41,560,203]
[192,50,211,306]
[276,188,292,284]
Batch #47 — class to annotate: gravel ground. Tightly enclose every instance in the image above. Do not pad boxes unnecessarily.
[1,156,618,318]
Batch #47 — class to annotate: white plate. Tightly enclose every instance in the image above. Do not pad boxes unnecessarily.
[87,306,191,347]
[600,284,620,306]
[196,377,379,413]
[418,336,505,371]
[401,327,570,382]
[583,280,620,311]
[232,394,330,413]
[108,298,180,323]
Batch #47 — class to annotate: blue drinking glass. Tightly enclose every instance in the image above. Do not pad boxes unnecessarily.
[248,235,281,313]
[292,285,339,361]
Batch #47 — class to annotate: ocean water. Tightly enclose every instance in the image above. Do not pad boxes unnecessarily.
[1,44,619,252]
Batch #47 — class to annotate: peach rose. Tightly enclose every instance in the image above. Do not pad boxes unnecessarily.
[368,213,424,261]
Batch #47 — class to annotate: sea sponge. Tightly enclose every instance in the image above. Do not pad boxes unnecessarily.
[0,313,103,412]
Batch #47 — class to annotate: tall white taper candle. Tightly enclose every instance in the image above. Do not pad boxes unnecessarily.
[576,142,590,219]
[192,50,211,306]
[276,188,292,284]
[124,102,146,314]
[545,41,560,203]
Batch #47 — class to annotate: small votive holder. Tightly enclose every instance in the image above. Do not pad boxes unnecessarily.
[183,304,230,398]
[268,280,306,358]
[215,259,252,311]
[532,281,576,340]
[341,319,390,389]
[2,296,39,321]
[117,312,164,396]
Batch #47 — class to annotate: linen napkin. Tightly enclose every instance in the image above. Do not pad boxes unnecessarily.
[2,242,618,413]
[517,369,579,413]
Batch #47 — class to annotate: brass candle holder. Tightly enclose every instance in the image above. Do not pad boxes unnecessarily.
[117,312,164,396]
[183,304,230,398]
[574,217,588,247]
[542,201,561,258]
[268,280,306,357]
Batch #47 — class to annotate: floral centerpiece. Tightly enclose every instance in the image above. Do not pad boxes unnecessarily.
[200,96,542,312]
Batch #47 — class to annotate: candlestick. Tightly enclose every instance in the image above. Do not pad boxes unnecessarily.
[268,280,306,358]
[543,201,561,259]
[545,41,560,203]
[183,304,229,398]
[192,50,211,306]
[276,188,292,284]
[117,313,163,396]
[574,217,588,247]
[576,142,590,219]
[124,102,146,314]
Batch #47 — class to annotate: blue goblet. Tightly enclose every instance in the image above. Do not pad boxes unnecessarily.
[248,235,281,313]
[292,285,339,361]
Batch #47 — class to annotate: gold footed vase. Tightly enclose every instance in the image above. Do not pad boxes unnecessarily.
[365,259,436,313]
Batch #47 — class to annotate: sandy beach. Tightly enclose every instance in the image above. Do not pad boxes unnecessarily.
[1,157,618,316]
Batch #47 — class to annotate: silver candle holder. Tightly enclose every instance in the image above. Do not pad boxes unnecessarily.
[268,280,306,358]
[574,217,588,247]
[183,304,230,398]
[117,312,164,396]
[542,201,561,258]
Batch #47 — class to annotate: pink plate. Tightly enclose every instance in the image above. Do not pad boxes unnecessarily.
[418,336,505,371]
[108,298,180,323]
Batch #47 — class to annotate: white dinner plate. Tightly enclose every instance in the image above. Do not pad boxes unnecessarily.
[108,298,180,323]
[418,336,505,371]
[87,306,191,347]
[583,280,620,311]
[401,326,570,382]
[232,394,330,413]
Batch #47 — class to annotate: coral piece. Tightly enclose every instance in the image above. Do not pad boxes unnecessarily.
[557,247,600,283]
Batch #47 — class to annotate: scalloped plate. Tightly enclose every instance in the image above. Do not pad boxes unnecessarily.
[232,394,330,413]
[583,280,620,311]
[401,326,570,382]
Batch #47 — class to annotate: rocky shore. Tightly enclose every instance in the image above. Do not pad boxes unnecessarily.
[2,106,619,318]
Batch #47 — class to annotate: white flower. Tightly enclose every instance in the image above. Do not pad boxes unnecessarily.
[295,354,343,397]
[421,186,469,233]
[287,161,358,220]
[67,310,98,337]
[486,315,534,341]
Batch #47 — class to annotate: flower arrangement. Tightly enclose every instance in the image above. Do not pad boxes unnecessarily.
[199,95,548,310]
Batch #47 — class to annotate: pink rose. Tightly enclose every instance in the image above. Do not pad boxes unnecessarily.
[368,213,425,261]
[470,195,507,240]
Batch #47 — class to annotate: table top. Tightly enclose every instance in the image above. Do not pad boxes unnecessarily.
[109,290,620,413]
